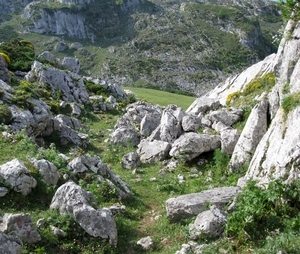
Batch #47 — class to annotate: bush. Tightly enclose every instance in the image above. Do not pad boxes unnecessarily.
[0,104,12,124]
[282,92,300,114]
[0,52,11,65]
[0,39,35,71]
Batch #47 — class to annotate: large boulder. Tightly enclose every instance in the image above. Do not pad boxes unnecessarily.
[67,155,131,199]
[165,186,241,222]
[0,159,37,195]
[159,105,185,143]
[121,152,141,169]
[60,57,80,73]
[0,54,11,83]
[220,127,240,154]
[189,205,227,239]
[0,232,22,254]
[50,181,117,244]
[207,108,243,126]
[137,139,171,163]
[229,100,268,172]
[169,132,221,161]
[32,159,59,185]
[186,97,220,115]
[0,213,41,243]
[0,80,14,102]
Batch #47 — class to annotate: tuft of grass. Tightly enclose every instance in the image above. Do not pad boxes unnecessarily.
[282,92,300,115]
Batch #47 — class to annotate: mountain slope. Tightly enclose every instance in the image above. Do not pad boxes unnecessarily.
[0,0,283,95]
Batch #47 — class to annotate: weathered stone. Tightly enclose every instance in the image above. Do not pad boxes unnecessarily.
[38,51,57,65]
[175,241,208,254]
[166,187,241,221]
[32,159,59,185]
[73,205,117,245]
[140,113,161,137]
[50,225,67,237]
[122,152,141,169]
[207,108,242,126]
[182,114,201,132]
[220,128,240,154]
[189,205,227,239]
[137,139,171,163]
[0,213,41,243]
[109,127,140,147]
[186,97,220,115]
[67,155,131,199]
[169,132,221,161]
[60,57,80,73]
[159,105,185,143]
[0,187,9,197]
[0,232,22,254]
[229,100,268,172]
[0,80,14,102]
[0,55,11,83]
[0,159,36,195]
[137,236,154,250]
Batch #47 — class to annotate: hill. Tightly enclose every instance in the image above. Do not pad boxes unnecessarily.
[0,0,283,95]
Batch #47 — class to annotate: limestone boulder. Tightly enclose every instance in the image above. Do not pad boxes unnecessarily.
[137,139,171,163]
[73,205,117,245]
[137,236,154,250]
[0,80,14,102]
[67,155,131,199]
[182,114,201,132]
[169,132,221,161]
[166,186,241,221]
[186,97,220,115]
[0,159,36,195]
[159,105,185,143]
[109,127,140,147]
[0,54,11,83]
[220,128,240,154]
[38,51,57,65]
[189,205,227,239]
[0,232,22,254]
[122,152,141,169]
[32,159,59,185]
[60,57,80,73]
[0,213,41,243]
[207,108,243,126]
[229,100,268,172]
[50,181,117,244]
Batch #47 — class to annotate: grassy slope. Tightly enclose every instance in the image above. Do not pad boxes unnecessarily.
[123,87,196,110]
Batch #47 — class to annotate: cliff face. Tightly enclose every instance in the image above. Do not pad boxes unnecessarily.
[205,20,300,186]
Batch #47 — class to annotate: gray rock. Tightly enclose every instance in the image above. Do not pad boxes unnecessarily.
[32,159,59,185]
[0,187,9,197]
[50,181,117,244]
[186,97,220,115]
[137,139,171,163]
[126,101,162,123]
[122,152,141,169]
[109,127,140,147]
[107,83,129,101]
[0,213,41,243]
[0,232,22,254]
[229,100,268,172]
[70,42,83,50]
[55,41,68,52]
[140,113,161,137]
[0,159,37,195]
[189,205,227,239]
[137,236,154,250]
[67,155,131,199]
[0,80,14,102]
[220,128,240,154]
[73,205,117,245]
[50,225,67,237]
[0,54,11,83]
[160,105,185,143]
[169,132,221,161]
[165,186,241,221]
[60,57,80,73]
[207,108,242,126]
[38,51,57,65]
[175,241,208,254]
[182,114,201,132]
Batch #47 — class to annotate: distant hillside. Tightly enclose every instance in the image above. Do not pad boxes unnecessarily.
[0,0,283,95]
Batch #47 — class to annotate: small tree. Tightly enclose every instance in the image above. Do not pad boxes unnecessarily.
[278,0,300,20]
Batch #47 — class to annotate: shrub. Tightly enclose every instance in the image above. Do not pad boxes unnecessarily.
[0,52,11,65]
[0,104,12,124]
[282,92,300,114]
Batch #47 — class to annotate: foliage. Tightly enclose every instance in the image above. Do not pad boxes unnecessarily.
[278,0,300,21]
[282,91,300,114]
[0,104,12,124]
[0,39,35,71]
[225,179,300,247]
[226,72,276,107]
[0,52,11,64]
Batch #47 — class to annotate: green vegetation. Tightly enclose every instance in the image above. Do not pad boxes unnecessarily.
[226,72,276,107]
[282,91,300,115]
[278,0,300,21]
[124,87,195,110]
[0,39,35,71]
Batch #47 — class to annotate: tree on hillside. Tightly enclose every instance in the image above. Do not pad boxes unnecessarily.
[278,0,300,20]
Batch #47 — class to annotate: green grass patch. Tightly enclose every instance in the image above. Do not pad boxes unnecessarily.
[282,92,300,115]
[123,87,195,110]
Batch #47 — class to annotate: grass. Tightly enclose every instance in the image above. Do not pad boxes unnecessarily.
[123,87,195,110]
